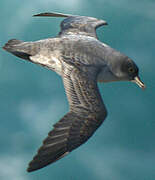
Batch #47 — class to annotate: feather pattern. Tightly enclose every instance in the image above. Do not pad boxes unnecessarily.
[27,62,107,172]
[2,11,145,173]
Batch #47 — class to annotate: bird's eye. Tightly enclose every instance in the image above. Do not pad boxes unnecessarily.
[128,67,135,73]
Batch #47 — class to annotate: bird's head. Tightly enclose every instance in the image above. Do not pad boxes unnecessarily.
[119,57,146,89]
[99,54,146,89]
[113,55,145,89]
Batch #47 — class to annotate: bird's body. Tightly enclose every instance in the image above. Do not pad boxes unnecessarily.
[3,12,145,172]
[3,35,129,82]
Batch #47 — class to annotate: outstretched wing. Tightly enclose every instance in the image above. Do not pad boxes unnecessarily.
[33,12,108,38]
[27,62,107,172]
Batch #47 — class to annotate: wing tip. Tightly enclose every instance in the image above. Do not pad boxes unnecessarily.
[27,167,33,173]
[33,12,71,18]
[27,164,42,173]
[27,161,39,172]
[27,151,69,172]
[26,160,46,173]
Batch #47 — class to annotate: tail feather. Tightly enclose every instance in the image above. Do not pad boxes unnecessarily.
[3,39,23,51]
[3,39,23,46]
[3,39,33,60]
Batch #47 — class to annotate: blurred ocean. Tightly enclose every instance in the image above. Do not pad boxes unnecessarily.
[0,0,155,180]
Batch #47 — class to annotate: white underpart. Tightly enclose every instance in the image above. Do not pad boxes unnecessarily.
[51,56,62,75]
[30,51,62,75]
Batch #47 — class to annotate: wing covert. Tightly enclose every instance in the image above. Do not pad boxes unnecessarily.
[62,61,106,114]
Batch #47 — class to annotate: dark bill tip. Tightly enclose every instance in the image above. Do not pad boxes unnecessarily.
[132,76,146,90]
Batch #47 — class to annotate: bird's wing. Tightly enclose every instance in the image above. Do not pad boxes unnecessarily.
[27,61,107,172]
[33,12,108,38]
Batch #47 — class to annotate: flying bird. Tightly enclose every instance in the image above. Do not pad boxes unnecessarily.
[3,12,145,172]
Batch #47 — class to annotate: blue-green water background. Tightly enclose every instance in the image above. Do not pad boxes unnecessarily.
[0,0,155,180]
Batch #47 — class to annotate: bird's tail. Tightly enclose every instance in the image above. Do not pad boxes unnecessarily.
[3,39,36,60]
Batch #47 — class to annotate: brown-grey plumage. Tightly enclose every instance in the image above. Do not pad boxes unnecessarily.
[2,12,145,172]
[28,64,107,172]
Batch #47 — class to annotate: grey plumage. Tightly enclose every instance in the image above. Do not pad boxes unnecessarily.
[2,12,145,172]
